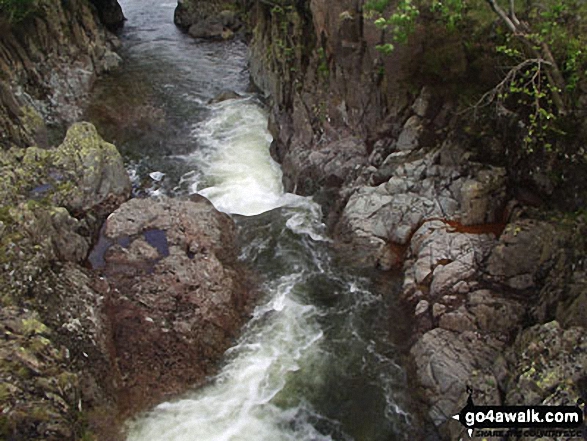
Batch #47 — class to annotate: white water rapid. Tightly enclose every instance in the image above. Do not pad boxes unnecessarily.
[89,1,430,439]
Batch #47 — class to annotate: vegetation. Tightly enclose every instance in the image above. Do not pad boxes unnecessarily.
[0,0,37,24]
[365,0,587,155]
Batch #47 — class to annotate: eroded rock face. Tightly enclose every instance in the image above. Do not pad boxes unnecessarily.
[335,143,507,269]
[0,123,130,440]
[247,2,586,439]
[99,196,254,413]
[0,0,122,149]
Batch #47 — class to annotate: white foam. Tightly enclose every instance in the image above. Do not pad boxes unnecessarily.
[184,100,286,216]
[126,274,326,441]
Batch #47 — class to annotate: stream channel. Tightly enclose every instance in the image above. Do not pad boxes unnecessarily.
[86,1,431,439]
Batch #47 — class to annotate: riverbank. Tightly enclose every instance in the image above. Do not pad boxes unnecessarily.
[240,0,587,438]
[0,2,257,439]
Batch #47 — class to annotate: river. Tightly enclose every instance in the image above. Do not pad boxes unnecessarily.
[86,1,432,439]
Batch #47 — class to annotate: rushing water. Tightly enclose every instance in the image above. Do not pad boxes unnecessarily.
[87,1,434,440]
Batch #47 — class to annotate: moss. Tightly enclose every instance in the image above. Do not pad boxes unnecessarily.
[21,317,49,336]
[0,383,10,401]
[19,105,45,141]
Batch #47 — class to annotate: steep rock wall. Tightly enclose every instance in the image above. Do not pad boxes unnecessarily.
[0,0,122,149]
[246,1,587,438]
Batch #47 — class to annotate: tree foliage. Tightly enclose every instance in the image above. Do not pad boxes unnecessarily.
[366,0,587,154]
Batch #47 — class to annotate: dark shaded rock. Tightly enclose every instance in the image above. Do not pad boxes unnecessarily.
[487,220,559,290]
[89,0,125,31]
[174,0,242,39]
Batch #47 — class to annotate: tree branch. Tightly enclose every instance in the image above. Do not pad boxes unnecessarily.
[509,0,520,26]
[485,0,518,33]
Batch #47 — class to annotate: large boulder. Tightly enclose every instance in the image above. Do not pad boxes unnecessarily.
[97,196,254,413]
[89,0,125,31]
[174,0,243,39]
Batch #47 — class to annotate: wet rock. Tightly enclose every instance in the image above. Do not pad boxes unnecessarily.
[208,89,242,104]
[100,196,254,413]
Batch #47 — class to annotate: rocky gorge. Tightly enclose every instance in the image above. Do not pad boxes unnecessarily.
[0,0,586,440]
[243,0,587,438]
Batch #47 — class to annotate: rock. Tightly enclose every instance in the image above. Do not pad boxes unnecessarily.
[415,299,430,316]
[335,143,506,269]
[438,306,476,332]
[89,0,125,31]
[0,119,132,439]
[0,307,83,441]
[487,220,558,290]
[408,221,495,289]
[397,115,424,151]
[459,167,507,226]
[99,50,123,72]
[506,321,587,406]
[208,89,242,104]
[100,196,254,414]
[412,86,432,117]
[52,123,132,215]
[188,20,225,39]
[219,9,237,27]
[530,218,587,328]
[411,328,503,427]
[175,0,242,38]
[0,0,122,148]
[467,290,525,335]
